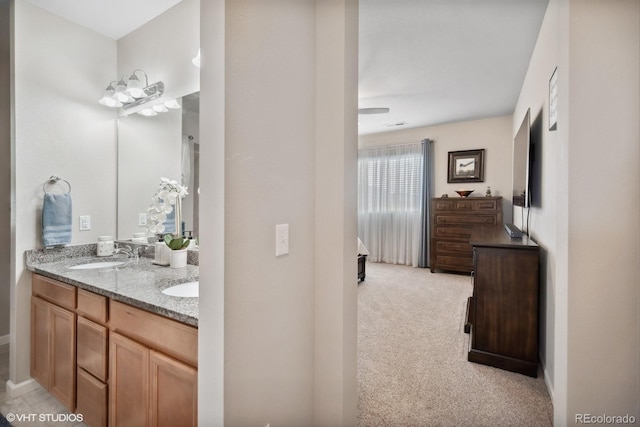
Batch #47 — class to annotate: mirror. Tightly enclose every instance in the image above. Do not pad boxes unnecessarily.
[117,92,200,241]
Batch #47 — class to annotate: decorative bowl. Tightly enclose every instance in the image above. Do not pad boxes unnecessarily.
[455,189,474,198]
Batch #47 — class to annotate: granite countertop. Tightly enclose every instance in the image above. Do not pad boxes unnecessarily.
[25,245,199,327]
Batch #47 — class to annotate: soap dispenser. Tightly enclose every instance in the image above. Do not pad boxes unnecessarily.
[154,237,171,266]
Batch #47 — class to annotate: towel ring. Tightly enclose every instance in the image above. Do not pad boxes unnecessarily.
[43,176,71,194]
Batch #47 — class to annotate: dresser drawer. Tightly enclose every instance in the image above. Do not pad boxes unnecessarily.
[77,316,108,381]
[435,241,474,255]
[435,226,473,239]
[32,274,76,311]
[435,215,497,226]
[433,200,454,210]
[435,254,474,271]
[454,200,474,210]
[473,199,498,210]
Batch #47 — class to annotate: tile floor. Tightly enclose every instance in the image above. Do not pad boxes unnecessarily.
[0,344,86,427]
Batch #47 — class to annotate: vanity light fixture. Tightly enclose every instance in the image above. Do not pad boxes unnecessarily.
[99,69,165,112]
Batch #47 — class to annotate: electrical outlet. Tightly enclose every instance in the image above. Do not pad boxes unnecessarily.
[138,213,148,226]
[79,215,91,231]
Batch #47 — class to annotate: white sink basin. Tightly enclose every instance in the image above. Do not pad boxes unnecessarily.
[162,281,199,298]
[69,261,126,270]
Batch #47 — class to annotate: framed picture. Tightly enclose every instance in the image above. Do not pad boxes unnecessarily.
[549,66,558,131]
[447,149,485,183]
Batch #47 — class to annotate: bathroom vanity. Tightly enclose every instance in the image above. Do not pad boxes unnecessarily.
[26,246,198,427]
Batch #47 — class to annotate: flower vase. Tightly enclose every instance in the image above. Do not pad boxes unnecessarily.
[170,249,188,269]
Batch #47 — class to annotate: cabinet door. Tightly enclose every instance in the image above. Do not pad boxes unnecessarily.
[49,304,76,411]
[30,296,50,388]
[149,351,197,427]
[110,332,149,427]
[31,296,76,411]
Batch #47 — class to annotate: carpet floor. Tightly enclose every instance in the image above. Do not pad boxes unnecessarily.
[357,262,553,427]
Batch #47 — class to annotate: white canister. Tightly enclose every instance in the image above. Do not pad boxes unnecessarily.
[154,241,171,266]
[97,236,114,257]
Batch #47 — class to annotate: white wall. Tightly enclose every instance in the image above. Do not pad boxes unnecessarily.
[565,0,639,422]
[315,0,359,424]
[11,0,117,385]
[0,0,10,340]
[199,0,358,425]
[198,0,225,423]
[359,115,514,220]
[117,0,199,102]
[511,0,559,404]
[222,0,317,424]
[514,0,640,424]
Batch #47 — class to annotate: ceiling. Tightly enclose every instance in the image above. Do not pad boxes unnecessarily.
[24,0,549,135]
[24,0,182,40]
[358,0,549,135]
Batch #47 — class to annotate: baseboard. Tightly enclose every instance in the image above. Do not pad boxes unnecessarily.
[0,334,8,346]
[539,357,555,404]
[5,378,40,398]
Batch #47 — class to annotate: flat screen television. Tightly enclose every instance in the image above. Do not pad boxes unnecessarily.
[512,108,531,207]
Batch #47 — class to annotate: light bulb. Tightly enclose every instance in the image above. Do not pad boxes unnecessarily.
[137,108,157,117]
[164,99,181,109]
[126,74,145,98]
[153,104,168,113]
[114,79,134,103]
[98,84,122,107]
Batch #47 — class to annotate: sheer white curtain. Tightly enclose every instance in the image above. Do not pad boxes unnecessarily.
[358,143,424,267]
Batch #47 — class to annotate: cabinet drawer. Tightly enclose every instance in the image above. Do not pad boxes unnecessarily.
[32,275,76,311]
[435,254,473,270]
[435,241,473,255]
[77,316,108,381]
[454,200,474,210]
[435,215,497,225]
[77,289,108,324]
[434,200,454,210]
[110,301,198,367]
[76,368,107,427]
[473,199,498,210]
[435,226,473,239]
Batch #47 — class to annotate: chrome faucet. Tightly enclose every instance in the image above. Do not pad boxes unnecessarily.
[113,244,139,261]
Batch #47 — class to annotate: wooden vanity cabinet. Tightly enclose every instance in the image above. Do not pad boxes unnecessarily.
[109,301,198,427]
[31,274,198,427]
[30,275,77,412]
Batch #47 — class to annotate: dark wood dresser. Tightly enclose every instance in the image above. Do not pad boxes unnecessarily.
[430,196,503,273]
[466,226,540,377]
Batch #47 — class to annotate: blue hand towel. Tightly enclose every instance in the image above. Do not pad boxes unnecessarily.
[42,192,72,247]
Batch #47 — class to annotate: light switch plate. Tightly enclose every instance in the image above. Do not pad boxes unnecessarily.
[79,215,91,231]
[138,213,148,226]
[276,224,289,256]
